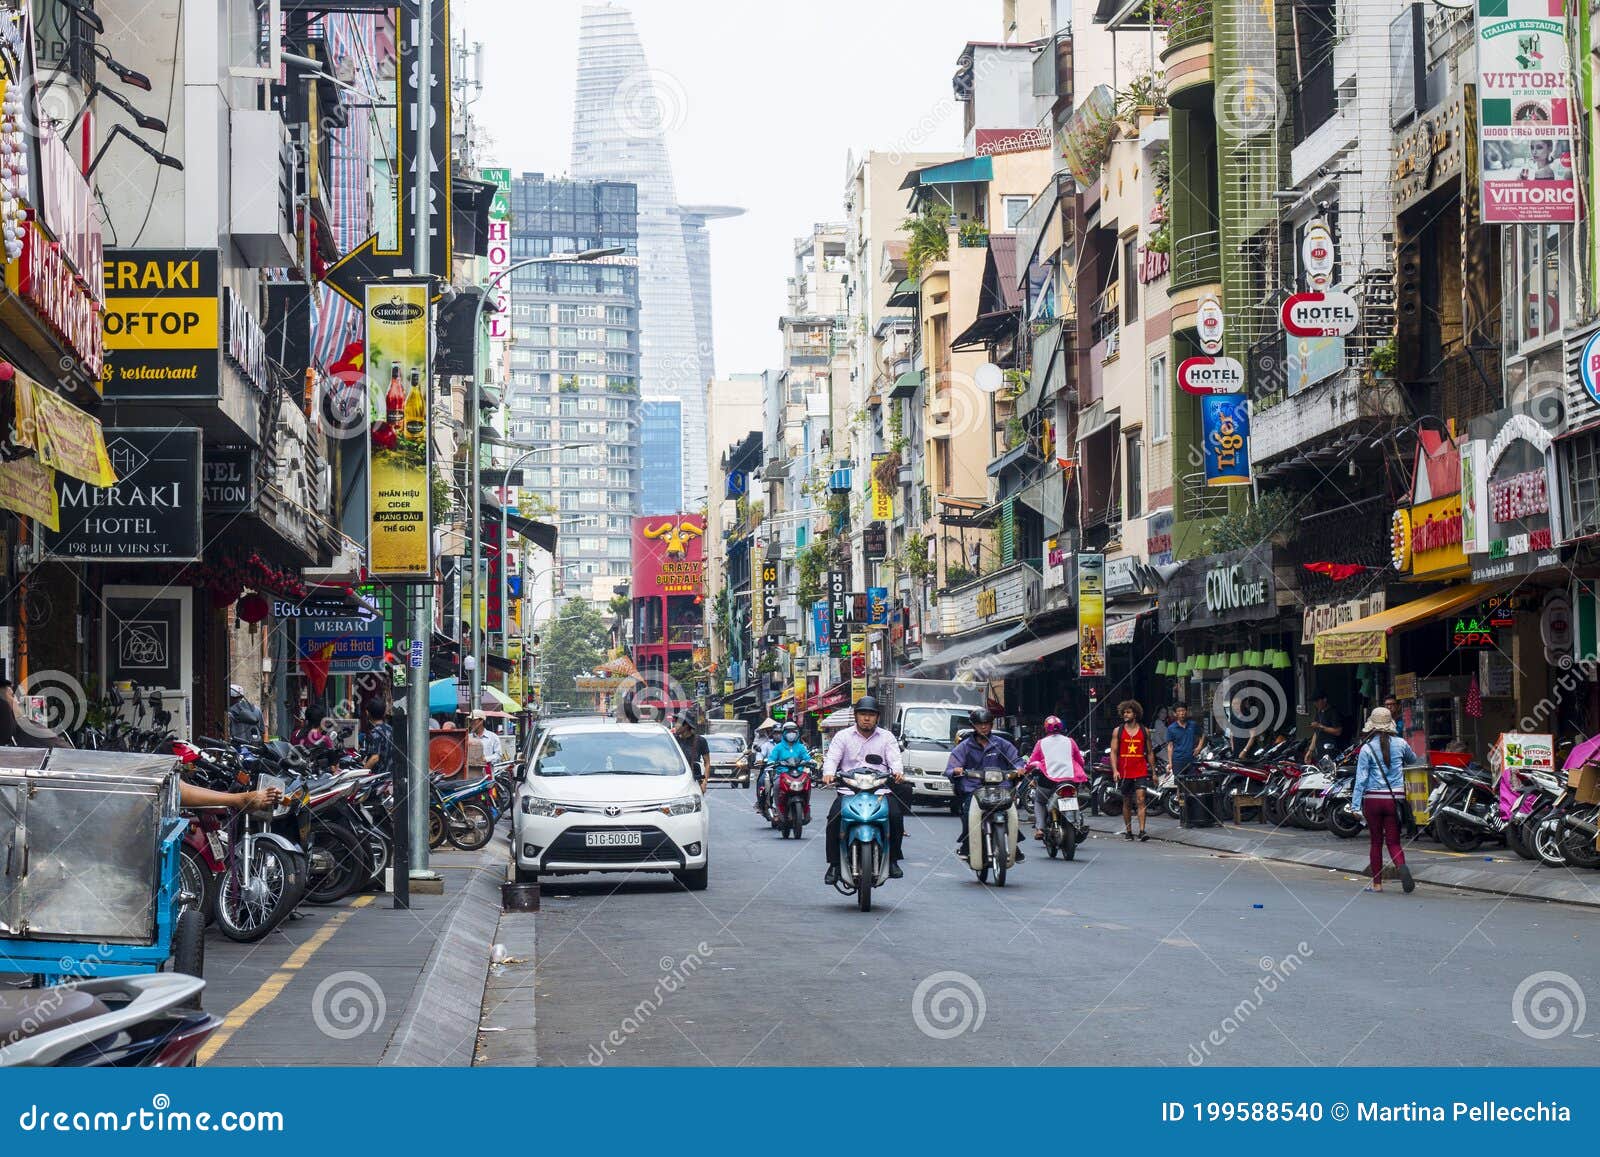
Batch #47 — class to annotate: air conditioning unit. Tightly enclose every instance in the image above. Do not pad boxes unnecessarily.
[230,110,297,267]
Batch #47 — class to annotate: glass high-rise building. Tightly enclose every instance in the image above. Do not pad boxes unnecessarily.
[506,173,642,606]
[570,3,741,508]
[639,398,683,514]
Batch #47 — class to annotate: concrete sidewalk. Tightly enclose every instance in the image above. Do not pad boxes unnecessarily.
[1134,813,1600,908]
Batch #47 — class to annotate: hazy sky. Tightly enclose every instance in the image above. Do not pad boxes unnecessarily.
[459,0,986,376]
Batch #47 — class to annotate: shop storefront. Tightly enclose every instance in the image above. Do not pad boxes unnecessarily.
[1158,547,1298,740]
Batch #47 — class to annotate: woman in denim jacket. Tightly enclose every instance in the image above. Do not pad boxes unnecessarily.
[1352,707,1415,894]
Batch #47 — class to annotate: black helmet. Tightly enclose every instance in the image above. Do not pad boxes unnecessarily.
[968,707,994,725]
[853,695,881,715]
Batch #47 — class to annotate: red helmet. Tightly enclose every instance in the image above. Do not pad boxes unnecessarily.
[1043,715,1064,734]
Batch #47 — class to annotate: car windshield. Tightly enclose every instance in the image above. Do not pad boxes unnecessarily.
[533,731,685,776]
[705,735,744,754]
[899,708,968,751]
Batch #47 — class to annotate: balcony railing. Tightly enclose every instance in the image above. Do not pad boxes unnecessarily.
[1180,471,1230,522]
[1291,58,1337,146]
[1171,230,1221,290]
[1091,283,1121,346]
[1161,4,1214,56]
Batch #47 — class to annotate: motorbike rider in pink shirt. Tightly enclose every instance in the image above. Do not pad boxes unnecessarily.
[1023,715,1086,841]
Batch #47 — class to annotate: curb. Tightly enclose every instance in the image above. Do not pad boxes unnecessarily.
[381,847,506,1066]
[1146,822,1600,909]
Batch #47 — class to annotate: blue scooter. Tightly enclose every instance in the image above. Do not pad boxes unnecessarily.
[832,754,894,912]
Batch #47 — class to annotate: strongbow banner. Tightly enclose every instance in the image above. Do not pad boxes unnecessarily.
[1078,553,1105,678]
[0,456,58,529]
[365,282,432,578]
[1476,0,1578,223]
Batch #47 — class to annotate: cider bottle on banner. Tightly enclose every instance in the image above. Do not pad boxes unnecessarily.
[404,369,427,440]
[385,362,404,425]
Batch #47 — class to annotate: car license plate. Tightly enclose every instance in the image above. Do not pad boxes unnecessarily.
[206,831,226,860]
[585,830,642,848]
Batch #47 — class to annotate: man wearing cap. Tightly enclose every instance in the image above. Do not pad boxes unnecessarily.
[820,695,906,883]
[467,710,501,774]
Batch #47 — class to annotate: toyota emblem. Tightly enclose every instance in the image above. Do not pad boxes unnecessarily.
[604,805,621,817]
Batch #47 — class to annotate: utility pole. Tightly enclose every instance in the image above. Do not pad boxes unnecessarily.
[409,0,436,883]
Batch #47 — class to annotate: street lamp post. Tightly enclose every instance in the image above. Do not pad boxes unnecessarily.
[468,246,623,710]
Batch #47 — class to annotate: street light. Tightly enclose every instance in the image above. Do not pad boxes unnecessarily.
[467,250,623,706]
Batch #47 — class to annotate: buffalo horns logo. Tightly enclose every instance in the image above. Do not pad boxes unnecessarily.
[642,517,704,558]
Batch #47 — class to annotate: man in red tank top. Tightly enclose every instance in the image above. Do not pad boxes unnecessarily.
[1110,699,1155,841]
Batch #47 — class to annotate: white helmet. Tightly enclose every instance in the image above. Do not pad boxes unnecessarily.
[228,684,245,699]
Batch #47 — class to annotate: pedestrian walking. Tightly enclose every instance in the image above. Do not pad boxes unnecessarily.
[1352,706,1415,894]
[1110,699,1155,841]
[1166,702,1203,777]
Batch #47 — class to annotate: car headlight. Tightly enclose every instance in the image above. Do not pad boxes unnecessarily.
[520,796,562,817]
[662,794,703,816]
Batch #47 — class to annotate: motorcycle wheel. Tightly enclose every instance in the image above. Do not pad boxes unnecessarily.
[168,907,206,1008]
[364,827,392,889]
[306,824,369,905]
[1434,815,1484,853]
[215,841,295,943]
[992,822,1008,887]
[1506,820,1537,861]
[1164,790,1182,821]
[428,807,446,849]
[789,800,805,840]
[855,846,874,912]
[447,802,496,850]
[1327,806,1362,839]
[1558,823,1600,868]
[1533,819,1568,867]
[178,844,220,926]
[1060,821,1077,861]
[1045,819,1060,859]
[1262,794,1286,827]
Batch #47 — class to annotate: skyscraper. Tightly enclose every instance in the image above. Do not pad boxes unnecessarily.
[570,2,740,507]
[639,398,683,514]
[506,173,642,610]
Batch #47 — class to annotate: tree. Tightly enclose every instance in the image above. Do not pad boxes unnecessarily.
[540,599,610,708]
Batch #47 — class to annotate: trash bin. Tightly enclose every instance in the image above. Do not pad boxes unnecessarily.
[1179,774,1223,828]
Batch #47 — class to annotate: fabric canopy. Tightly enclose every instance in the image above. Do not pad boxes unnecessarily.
[1313,581,1505,665]
[984,628,1078,677]
[907,624,1027,677]
[899,155,994,189]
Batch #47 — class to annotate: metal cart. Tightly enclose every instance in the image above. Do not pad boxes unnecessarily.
[0,750,203,991]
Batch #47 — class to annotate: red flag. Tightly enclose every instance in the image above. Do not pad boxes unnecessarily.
[1302,562,1365,581]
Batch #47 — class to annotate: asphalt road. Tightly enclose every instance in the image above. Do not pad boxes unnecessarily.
[522,785,1600,1066]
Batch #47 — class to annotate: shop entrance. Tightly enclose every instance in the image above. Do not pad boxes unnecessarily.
[101,586,194,739]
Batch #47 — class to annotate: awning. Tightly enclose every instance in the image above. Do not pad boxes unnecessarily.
[1314,581,1505,664]
[1106,617,1140,646]
[890,368,922,398]
[887,277,919,308]
[810,682,850,714]
[451,177,498,257]
[1076,405,1121,442]
[909,623,1028,677]
[900,155,995,189]
[507,513,558,552]
[952,308,1019,350]
[985,627,1078,676]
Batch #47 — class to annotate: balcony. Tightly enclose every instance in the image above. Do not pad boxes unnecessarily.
[1031,30,1073,102]
[1091,283,1121,347]
[1171,230,1221,292]
[1291,58,1337,147]
[1160,5,1214,58]
[1179,471,1230,523]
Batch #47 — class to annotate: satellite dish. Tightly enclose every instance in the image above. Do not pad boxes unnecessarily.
[974,363,1004,394]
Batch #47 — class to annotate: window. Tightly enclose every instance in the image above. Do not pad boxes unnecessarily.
[1125,429,1143,519]
[557,304,579,324]
[557,326,578,346]
[606,306,631,326]
[1148,353,1169,442]
[1515,223,1569,349]
[1003,195,1032,229]
[1122,235,1139,323]
[577,326,604,344]
[557,350,577,370]
[578,349,604,365]
[607,328,630,348]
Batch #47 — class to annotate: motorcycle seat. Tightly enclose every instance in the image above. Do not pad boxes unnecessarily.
[0,987,111,1048]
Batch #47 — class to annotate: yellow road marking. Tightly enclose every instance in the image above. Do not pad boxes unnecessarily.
[198,895,373,1063]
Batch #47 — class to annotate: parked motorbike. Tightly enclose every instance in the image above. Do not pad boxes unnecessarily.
[773,757,815,839]
[0,974,220,1067]
[1429,760,1506,851]
[831,755,895,912]
[966,767,1020,886]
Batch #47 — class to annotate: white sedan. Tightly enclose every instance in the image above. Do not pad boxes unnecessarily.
[513,718,709,890]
